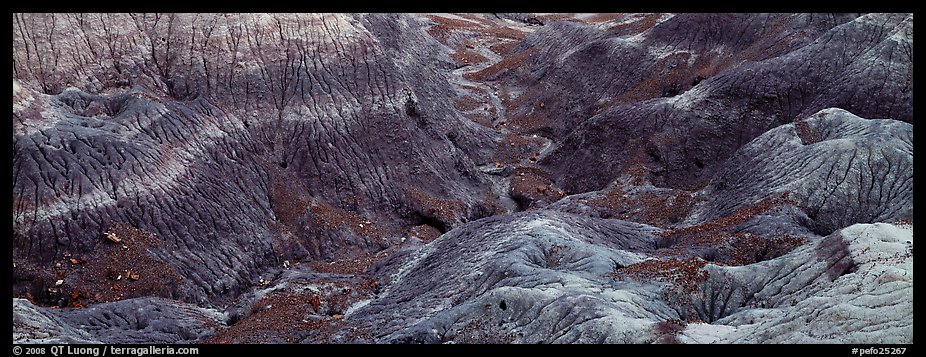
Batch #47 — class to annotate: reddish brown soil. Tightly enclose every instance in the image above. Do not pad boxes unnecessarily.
[453,94,488,112]
[203,261,384,344]
[582,13,629,24]
[308,251,390,276]
[650,194,806,265]
[201,283,376,344]
[489,41,521,56]
[493,133,548,164]
[589,188,698,228]
[612,257,709,321]
[309,199,386,242]
[404,187,466,228]
[508,167,565,209]
[407,224,443,243]
[426,16,483,44]
[12,223,181,308]
[450,45,489,67]
[795,118,820,144]
[464,48,536,83]
[464,112,495,127]
[658,194,796,242]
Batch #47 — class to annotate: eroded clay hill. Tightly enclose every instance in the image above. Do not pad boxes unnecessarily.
[13,13,913,344]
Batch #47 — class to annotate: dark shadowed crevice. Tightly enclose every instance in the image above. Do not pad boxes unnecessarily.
[410,212,449,234]
[509,193,531,212]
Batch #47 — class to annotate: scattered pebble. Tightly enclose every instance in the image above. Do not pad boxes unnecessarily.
[105,231,122,243]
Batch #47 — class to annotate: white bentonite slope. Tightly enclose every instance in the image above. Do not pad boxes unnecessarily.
[698,223,913,343]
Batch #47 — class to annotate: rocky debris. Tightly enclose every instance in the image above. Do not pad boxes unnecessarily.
[550,183,698,226]
[307,251,390,276]
[104,230,122,243]
[13,223,181,309]
[507,167,565,210]
[205,265,381,343]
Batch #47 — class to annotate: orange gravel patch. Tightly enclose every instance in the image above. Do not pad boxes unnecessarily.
[450,45,489,67]
[489,41,521,56]
[464,48,536,83]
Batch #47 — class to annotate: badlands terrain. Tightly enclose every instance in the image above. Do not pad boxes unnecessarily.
[12,13,913,343]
